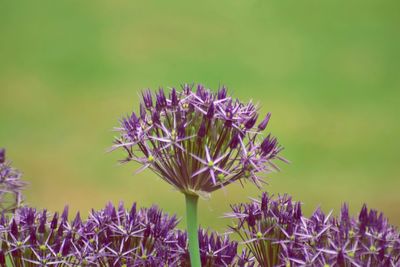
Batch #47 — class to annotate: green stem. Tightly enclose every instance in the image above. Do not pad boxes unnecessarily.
[185,193,201,267]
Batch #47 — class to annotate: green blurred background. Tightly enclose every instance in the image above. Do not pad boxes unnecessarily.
[1,1,399,230]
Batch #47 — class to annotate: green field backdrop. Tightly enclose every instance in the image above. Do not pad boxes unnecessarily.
[1,1,399,231]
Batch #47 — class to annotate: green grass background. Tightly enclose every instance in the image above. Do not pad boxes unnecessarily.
[1,1,399,231]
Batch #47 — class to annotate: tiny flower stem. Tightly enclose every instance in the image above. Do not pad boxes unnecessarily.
[185,193,201,267]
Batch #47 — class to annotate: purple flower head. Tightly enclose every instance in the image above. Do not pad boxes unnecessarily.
[113,84,286,196]
[0,202,185,266]
[228,193,400,267]
[0,148,27,214]
[226,193,304,267]
[0,201,245,266]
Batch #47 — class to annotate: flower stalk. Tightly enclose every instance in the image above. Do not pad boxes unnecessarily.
[185,193,201,267]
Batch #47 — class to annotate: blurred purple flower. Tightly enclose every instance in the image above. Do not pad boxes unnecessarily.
[0,148,27,214]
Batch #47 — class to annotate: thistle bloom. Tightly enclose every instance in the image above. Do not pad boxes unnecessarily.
[227,192,400,267]
[0,148,26,214]
[113,84,285,196]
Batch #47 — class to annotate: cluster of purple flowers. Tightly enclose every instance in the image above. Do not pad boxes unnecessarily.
[3,85,399,266]
[2,198,398,267]
[0,202,238,267]
[0,149,26,214]
[113,84,286,196]
[227,192,400,267]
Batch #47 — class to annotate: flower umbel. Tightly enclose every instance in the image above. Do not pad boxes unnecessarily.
[113,84,286,267]
[0,203,240,267]
[227,192,400,267]
[113,84,286,196]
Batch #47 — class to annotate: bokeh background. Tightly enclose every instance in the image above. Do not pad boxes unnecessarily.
[1,1,399,231]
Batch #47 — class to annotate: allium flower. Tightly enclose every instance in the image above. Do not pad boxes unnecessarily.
[113,84,285,196]
[0,203,179,266]
[227,192,400,267]
[0,202,242,267]
[0,148,26,214]
[226,193,302,267]
[113,84,286,266]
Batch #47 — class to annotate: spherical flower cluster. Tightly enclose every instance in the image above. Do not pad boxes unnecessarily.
[113,84,286,196]
[227,193,400,267]
[0,202,239,266]
[0,148,26,214]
